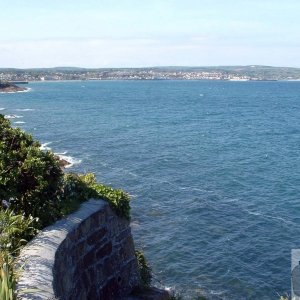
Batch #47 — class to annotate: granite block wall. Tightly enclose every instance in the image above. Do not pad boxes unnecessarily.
[17,199,140,300]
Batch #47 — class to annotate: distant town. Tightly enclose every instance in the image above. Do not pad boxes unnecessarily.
[1,65,300,82]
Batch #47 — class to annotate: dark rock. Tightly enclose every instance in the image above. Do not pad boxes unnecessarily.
[0,82,27,93]
[55,155,71,168]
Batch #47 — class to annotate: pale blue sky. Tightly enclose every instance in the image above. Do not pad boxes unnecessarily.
[0,0,299,68]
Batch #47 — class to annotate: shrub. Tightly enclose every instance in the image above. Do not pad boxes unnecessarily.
[135,250,152,287]
[60,173,96,215]
[61,172,131,219]
[0,210,38,255]
[0,115,63,227]
[92,183,131,220]
[0,253,16,300]
[0,115,132,298]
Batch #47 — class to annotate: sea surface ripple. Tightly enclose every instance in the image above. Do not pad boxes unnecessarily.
[1,80,300,299]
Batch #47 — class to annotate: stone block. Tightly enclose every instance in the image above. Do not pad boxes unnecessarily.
[95,241,113,260]
[116,228,131,243]
[75,240,87,258]
[102,258,114,278]
[87,227,107,246]
[80,270,91,291]
[78,217,92,236]
[99,277,119,300]
[87,285,100,300]
[119,236,135,261]
[83,250,96,269]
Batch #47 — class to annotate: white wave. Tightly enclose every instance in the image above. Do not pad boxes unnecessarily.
[244,209,292,225]
[15,108,35,111]
[14,121,26,124]
[54,151,68,155]
[4,114,23,119]
[0,108,5,111]
[40,142,52,151]
[128,171,138,177]
[245,209,261,217]
[57,154,82,168]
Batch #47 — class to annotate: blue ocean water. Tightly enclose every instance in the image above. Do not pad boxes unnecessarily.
[1,80,300,299]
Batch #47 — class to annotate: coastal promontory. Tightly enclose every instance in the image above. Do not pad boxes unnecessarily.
[0,82,27,93]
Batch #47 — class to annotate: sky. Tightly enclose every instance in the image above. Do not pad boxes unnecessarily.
[0,0,300,68]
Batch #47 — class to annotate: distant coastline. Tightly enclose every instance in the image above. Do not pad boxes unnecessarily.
[1,65,300,81]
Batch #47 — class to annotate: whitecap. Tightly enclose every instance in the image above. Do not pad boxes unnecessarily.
[15,108,35,112]
[40,142,52,151]
[0,108,5,111]
[245,209,261,217]
[128,172,138,177]
[14,121,26,124]
[4,114,23,119]
[244,209,293,225]
[54,151,68,155]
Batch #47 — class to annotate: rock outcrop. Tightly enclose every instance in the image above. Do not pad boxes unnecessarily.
[0,82,27,93]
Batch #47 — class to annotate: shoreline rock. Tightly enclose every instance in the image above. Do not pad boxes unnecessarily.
[54,155,71,168]
[0,82,27,93]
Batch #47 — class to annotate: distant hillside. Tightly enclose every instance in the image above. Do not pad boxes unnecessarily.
[1,65,300,81]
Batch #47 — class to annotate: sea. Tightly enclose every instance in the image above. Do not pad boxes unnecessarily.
[1,80,300,299]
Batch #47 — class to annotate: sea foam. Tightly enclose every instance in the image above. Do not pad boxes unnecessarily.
[4,115,23,119]
[15,108,35,112]
[40,142,52,151]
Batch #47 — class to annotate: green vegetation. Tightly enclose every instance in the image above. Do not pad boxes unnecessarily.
[0,114,131,224]
[278,295,289,300]
[135,250,152,287]
[0,114,132,299]
[0,115,63,228]
[0,210,38,256]
[0,254,16,300]
[0,210,37,300]
[61,173,131,220]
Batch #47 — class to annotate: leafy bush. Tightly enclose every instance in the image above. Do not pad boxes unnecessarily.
[0,115,63,227]
[59,173,93,215]
[0,210,38,255]
[61,173,131,219]
[0,253,16,300]
[0,210,38,300]
[92,183,131,220]
[135,250,152,287]
[0,115,133,299]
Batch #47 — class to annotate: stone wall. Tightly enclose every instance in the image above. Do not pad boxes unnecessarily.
[17,199,140,300]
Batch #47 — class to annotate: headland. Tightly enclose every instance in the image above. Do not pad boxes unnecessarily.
[0,82,27,93]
